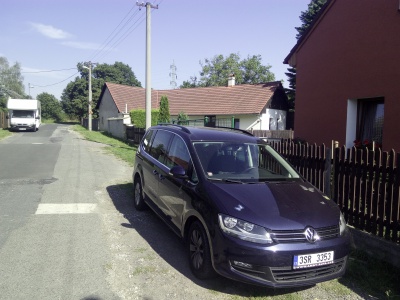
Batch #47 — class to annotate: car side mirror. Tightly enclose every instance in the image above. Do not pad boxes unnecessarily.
[169,165,188,179]
[6,115,9,119]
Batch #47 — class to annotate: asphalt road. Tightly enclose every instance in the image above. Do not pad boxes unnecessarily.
[0,124,368,300]
[0,124,129,300]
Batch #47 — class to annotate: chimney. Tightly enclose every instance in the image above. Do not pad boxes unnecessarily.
[228,73,235,87]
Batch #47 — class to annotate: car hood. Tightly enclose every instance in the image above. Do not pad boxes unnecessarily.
[207,180,339,230]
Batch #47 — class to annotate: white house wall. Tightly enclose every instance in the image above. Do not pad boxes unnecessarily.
[171,109,286,131]
[98,89,119,131]
[261,109,287,131]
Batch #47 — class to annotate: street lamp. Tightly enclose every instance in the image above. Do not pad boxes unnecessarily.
[82,64,92,131]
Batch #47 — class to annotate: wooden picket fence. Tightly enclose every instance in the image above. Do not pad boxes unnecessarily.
[268,140,400,244]
[333,147,400,243]
[126,126,145,144]
[0,111,7,129]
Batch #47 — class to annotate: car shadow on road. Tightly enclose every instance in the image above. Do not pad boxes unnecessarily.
[106,183,312,298]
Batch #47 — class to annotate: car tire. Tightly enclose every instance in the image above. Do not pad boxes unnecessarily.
[188,221,215,279]
[133,177,146,211]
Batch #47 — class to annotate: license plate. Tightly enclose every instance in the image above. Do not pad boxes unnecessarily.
[293,251,334,269]
[20,128,26,131]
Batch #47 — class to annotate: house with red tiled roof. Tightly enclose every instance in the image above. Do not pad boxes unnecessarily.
[96,78,289,132]
[284,0,400,151]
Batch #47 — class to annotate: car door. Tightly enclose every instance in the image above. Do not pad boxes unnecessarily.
[157,134,194,232]
[141,129,173,211]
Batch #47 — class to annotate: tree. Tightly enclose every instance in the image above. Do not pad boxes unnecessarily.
[285,0,327,111]
[60,62,141,119]
[176,111,189,125]
[37,92,63,121]
[180,76,198,89]
[60,74,90,120]
[295,0,327,40]
[285,67,296,110]
[241,55,275,84]
[180,53,275,88]
[158,95,170,123]
[0,57,26,111]
[93,62,142,87]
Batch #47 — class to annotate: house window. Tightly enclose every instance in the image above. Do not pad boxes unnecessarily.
[356,98,384,146]
[205,115,216,127]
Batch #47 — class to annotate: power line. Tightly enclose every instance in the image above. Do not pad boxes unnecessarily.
[31,72,79,88]
[89,5,140,61]
[89,1,161,62]
[21,68,76,74]
[95,14,146,62]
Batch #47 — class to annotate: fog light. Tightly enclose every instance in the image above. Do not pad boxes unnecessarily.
[233,260,253,269]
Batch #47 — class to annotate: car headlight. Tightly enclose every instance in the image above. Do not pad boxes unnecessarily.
[218,214,273,244]
[339,212,347,235]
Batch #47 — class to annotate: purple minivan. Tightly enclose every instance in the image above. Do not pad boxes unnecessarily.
[132,124,352,288]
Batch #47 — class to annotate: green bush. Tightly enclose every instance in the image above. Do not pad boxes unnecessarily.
[130,109,160,128]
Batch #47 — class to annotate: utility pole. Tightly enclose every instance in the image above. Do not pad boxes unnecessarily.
[137,1,158,129]
[82,62,93,131]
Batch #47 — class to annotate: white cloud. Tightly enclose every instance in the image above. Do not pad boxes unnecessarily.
[60,41,100,50]
[61,41,115,52]
[29,22,73,39]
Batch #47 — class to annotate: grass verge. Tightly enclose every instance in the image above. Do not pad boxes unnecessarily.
[72,125,137,166]
[341,249,400,299]
[0,129,12,140]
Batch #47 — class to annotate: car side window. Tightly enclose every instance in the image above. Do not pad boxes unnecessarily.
[167,135,191,171]
[142,129,155,153]
[168,135,198,183]
[149,130,173,164]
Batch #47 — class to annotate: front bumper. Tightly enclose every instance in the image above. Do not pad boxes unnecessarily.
[211,228,352,288]
[10,124,35,131]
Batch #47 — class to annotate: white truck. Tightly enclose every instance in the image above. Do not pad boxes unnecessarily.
[7,98,41,132]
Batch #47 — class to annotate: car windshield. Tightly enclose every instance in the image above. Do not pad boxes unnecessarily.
[12,110,34,118]
[193,141,300,182]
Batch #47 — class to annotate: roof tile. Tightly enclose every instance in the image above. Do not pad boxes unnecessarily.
[103,82,282,115]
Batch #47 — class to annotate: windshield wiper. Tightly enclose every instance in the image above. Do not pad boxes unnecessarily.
[208,178,244,184]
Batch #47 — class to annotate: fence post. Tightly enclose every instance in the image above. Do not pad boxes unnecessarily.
[325,147,332,197]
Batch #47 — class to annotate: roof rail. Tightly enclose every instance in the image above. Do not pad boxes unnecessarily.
[212,126,254,136]
[157,123,191,134]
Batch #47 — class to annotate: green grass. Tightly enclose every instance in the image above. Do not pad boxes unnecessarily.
[0,129,12,140]
[72,125,137,166]
[341,250,400,299]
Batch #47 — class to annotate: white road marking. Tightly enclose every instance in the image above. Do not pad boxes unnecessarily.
[35,203,97,214]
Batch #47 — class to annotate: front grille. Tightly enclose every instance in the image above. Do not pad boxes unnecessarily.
[271,225,339,243]
[230,257,347,284]
[271,257,346,282]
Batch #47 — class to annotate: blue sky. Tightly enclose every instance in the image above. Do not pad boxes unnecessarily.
[1,0,310,100]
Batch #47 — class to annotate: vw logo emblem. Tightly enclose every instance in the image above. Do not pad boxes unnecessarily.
[304,227,319,243]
